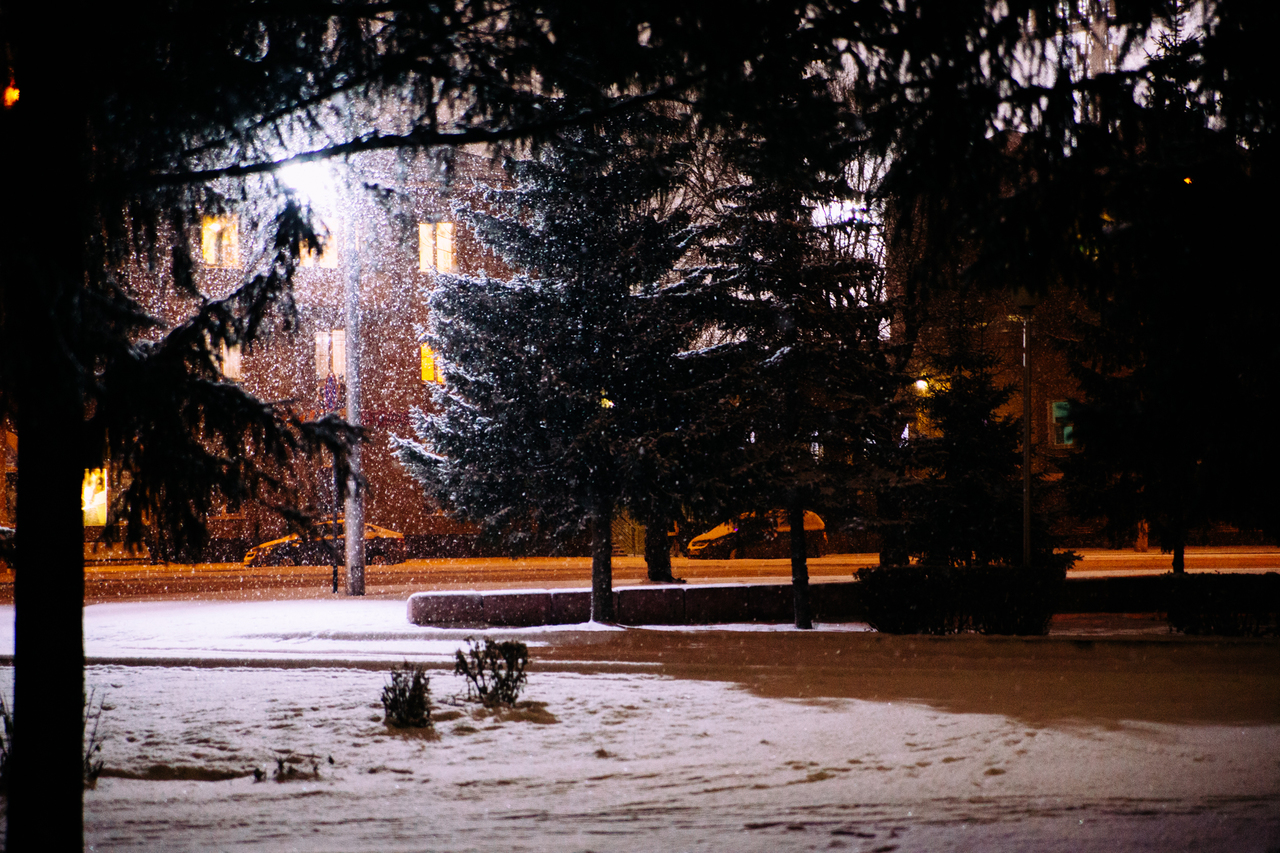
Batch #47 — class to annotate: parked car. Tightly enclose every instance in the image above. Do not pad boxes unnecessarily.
[243,520,405,567]
[687,510,827,559]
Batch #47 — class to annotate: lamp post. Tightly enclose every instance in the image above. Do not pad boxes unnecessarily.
[342,203,365,596]
[279,160,364,595]
[1012,287,1040,569]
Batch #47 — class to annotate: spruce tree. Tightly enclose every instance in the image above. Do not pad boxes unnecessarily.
[902,299,1063,568]
[393,109,708,620]
[699,39,904,629]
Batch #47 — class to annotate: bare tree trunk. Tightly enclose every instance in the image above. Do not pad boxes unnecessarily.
[590,499,615,622]
[789,498,813,629]
[1172,541,1185,574]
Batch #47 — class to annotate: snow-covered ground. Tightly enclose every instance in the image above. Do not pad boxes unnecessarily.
[1,600,1277,852]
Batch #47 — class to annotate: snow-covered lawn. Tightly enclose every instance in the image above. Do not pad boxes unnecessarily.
[1,600,1277,852]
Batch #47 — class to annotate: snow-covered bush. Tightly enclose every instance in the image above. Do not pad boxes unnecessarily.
[381,662,432,729]
[455,639,528,707]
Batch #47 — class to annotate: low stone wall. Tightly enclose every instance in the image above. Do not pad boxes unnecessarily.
[407,582,858,628]
[406,575,1209,628]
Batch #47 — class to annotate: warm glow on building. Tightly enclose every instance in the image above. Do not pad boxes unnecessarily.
[300,220,339,268]
[420,344,443,384]
[82,468,108,526]
[419,222,456,272]
[220,340,243,381]
[201,215,240,267]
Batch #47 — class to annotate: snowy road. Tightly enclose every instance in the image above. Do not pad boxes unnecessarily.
[1,600,1277,852]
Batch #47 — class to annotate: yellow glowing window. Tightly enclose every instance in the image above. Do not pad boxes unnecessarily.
[419,222,456,272]
[201,215,240,267]
[82,468,108,526]
[420,344,444,384]
[220,340,242,381]
[316,330,346,381]
[300,220,339,268]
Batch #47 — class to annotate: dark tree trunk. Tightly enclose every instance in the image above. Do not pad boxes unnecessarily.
[789,498,813,629]
[644,512,675,582]
[4,26,92,848]
[9,380,86,852]
[590,499,615,622]
[1172,541,1185,574]
[877,487,909,567]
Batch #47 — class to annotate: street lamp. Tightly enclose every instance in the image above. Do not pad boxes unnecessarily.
[279,160,365,595]
[341,200,365,596]
[1012,287,1040,569]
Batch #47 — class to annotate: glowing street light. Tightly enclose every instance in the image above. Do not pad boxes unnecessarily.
[277,157,365,595]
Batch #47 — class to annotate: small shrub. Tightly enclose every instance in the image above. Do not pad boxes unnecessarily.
[968,565,1066,636]
[854,565,968,635]
[381,662,432,728]
[272,754,321,782]
[454,638,528,706]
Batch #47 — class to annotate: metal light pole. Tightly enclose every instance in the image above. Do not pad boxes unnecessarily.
[1013,288,1039,569]
[343,208,365,596]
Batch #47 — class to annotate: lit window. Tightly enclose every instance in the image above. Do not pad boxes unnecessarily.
[316,330,346,380]
[82,468,108,526]
[220,340,242,381]
[1050,401,1075,446]
[420,344,444,384]
[300,220,339,268]
[419,221,456,272]
[316,330,346,411]
[201,215,240,267]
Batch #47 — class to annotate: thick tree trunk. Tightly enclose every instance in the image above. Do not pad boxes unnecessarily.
[8,382,86,851]
[4,22,92,847]
[644,512,676,582]
[789,499,813,629]
[590,499,615,622]
[1172,541,1185,574]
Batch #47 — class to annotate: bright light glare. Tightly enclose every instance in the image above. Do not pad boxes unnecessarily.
[278,161,337,208]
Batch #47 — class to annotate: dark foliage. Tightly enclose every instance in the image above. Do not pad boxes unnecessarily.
[1166,573,1280,638]
[698,38,904,628]
[856,564,1067,636]
[900,302,1069,569]
[454,639,529,707]
[381,662,433,729]
[1053,9,1280,569]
